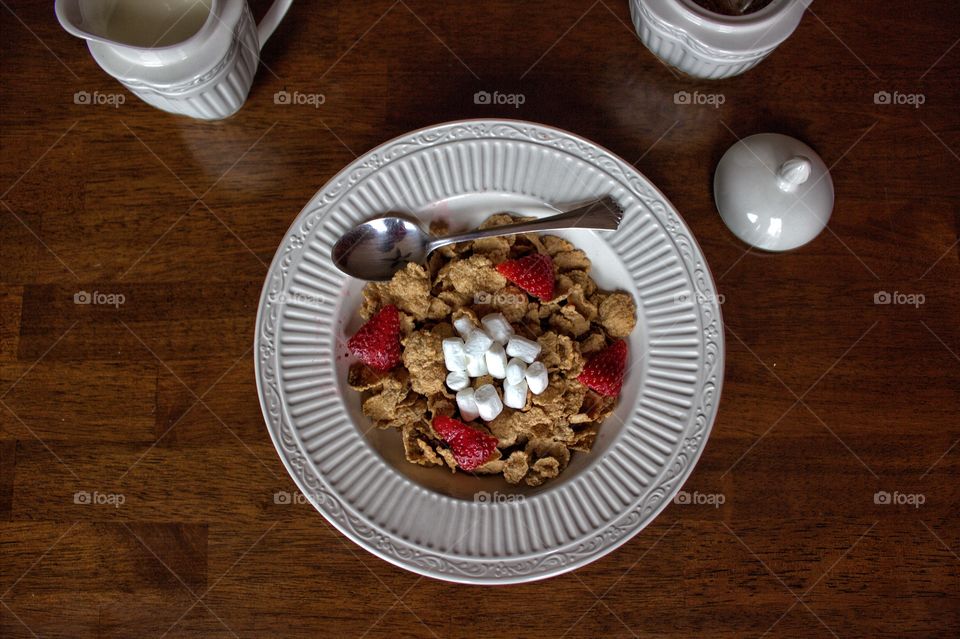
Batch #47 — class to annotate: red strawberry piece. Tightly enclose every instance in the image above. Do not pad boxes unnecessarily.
[347,304,402,372]
[496,253,555,300]
[432,415,499,471]
[578,340,628,397]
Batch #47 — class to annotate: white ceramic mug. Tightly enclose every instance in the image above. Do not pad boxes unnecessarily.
[56,0,293,120]
[630,0,810,79]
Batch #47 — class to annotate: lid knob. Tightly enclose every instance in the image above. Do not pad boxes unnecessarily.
[776,156,811,192]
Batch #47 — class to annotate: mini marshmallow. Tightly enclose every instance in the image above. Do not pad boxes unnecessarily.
[505,357,527,385]
[446,370,470,391]
[485,342,507,379]
[463,329,494,356]
[481,313,514,345]
[503,379,528,409]
[465,352,488,377]
[456,388,480,421]
[474,383,503,421]
[442,337,467,371]
[453,316,475,339]
[525,361,549,395]
[506,335,541,364]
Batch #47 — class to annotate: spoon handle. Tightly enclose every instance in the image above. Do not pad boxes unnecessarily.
[425,197,625,253]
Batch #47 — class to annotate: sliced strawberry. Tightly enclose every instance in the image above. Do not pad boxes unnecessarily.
[496,253,555,300]
[347,304,402,372]
[432,415,499,471]
[578,340,627,397]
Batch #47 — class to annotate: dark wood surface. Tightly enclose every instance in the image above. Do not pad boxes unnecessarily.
[2,1,958,637]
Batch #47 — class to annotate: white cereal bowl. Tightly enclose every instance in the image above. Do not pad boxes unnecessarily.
[630,0,810,79]
[255,119,725,583]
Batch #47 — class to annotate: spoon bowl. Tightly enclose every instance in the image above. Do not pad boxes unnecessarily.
[332,216,432,281]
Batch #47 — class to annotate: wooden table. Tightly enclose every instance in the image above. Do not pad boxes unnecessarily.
[2,1,958,636]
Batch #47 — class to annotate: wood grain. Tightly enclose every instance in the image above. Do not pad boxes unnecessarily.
[1,0,958,637]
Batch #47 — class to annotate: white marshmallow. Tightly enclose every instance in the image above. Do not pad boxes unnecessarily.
[463,329,494,356]
[485,342,507,379]
[525,361,549,395]
[503,379,528,409]
[465,352,488,377]
[456,387,480,421]
[505,357,527,385]
[442,337,467,371]
[481,313,514,345]
[473,383,503,421]
[506,335,541,364]
[446,370,470,391]
[453,316,475,339]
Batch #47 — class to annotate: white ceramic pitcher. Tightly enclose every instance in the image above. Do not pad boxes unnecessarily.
[55,0,292,120]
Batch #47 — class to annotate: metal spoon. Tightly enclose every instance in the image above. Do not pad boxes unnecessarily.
[331,197,624,281]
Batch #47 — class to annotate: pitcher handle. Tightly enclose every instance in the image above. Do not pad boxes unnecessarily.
[257,0,293,51]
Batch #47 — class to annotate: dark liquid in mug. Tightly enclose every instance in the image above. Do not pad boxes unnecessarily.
[690,0,774,16]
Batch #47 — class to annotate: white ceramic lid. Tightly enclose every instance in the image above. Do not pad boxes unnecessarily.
[713,133,834,252]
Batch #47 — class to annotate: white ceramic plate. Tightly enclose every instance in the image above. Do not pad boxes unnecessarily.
[255,119,724,584]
